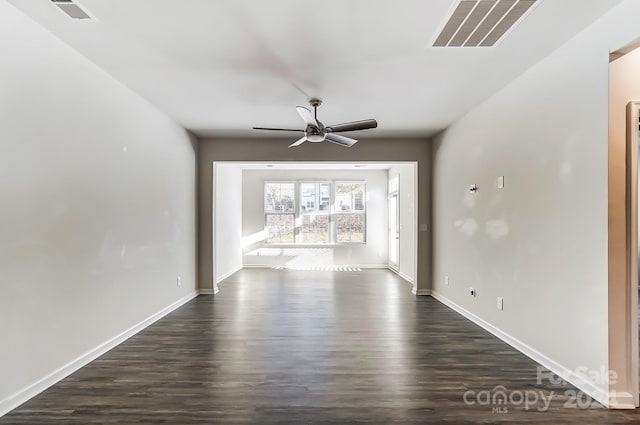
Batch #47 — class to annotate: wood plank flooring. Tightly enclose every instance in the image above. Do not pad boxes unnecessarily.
[2,268,639,424]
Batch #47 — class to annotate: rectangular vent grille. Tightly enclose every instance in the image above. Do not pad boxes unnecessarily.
[51,0,92,20]
[433,0,535,47]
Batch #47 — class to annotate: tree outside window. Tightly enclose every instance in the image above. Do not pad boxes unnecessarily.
[335,182,366,243]
[264,182,295,243]
[264,181,366,245]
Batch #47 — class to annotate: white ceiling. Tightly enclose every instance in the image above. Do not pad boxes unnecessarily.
[8,0,622,138]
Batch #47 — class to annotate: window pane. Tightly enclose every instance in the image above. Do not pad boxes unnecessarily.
[336,182,365,212]
[300,183,331,213]
[319,183,331,211]
[389,176,399,193]
[265,214,294,243]
[300,183,318,212]
[265,183,295,212]
[353,185,364,211]
[300,213,330,243]
[299,182,330,243]
[336,214,365,243]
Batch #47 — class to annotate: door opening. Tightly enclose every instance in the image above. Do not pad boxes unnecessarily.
[389,192,399,271]
[629,102,640,401]
[624,101,640,406]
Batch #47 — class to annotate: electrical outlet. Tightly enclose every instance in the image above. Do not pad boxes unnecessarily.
[445,275,449,285]
[497,297,503,311]
[470,287,476,297]
[177,276,181,287]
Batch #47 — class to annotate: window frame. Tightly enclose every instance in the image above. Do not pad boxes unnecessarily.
[263,180,367,246]
[334,181,367,245]
[297,181,332,244]
[264,181,296,244]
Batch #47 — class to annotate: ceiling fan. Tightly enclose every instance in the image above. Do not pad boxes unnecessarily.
[253,98,377,148]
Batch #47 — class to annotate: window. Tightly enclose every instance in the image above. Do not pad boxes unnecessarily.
[299,183,330,243]
[264,182,295,243]
[264,180,366,245]
[335,182,366,243]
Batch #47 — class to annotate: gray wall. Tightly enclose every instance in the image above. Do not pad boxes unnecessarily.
[0,1,197,408]
[431,0,640,403]
[242,169,388,268]
[198,138,431,292]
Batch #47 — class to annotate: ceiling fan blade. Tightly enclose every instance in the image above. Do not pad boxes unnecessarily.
[253,127,304,132]
[326,119,377,133]
[288,136,307,148]
[296,106,318,128]
[325,133,358,147]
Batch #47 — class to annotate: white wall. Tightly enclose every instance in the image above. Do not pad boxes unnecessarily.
[214,164,243,284]
[388,164,417,285]
[0,1,197,413]
[242,169,388,268]
[431,0,640,406]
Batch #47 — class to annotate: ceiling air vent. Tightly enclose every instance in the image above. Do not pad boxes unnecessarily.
[51,0,92,20]
[433,0,535,47]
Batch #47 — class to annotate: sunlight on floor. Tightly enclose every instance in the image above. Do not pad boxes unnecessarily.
[271,265,362,272]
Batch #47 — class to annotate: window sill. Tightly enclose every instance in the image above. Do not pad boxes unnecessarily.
[261,243,366,248]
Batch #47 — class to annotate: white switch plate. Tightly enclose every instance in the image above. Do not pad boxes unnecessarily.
[497,176,505,189]
[177,276,181,287]
[445,276,449,285]
[497,297,503,310]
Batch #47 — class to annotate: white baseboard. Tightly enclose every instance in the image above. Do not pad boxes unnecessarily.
[0,291,199,418]
[430,291,618,409]
[216,265,242,284]
[412,287,431,296]
[242,264,387,270]
[398,271,415,285]
[608,392,636,409]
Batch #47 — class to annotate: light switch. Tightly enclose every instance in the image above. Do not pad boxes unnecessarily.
[497,176,504,189]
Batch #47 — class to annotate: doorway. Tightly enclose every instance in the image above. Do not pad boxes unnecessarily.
[628,101,640,403]
[388,176,399,271]
[212,161,419,292]
[608,42,640,408]
[389,193,399,270]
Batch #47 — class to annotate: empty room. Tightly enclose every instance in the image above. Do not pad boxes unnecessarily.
[3,0,640,423]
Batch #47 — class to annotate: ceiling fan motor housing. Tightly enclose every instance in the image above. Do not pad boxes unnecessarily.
[252,97,376,147]
[309,98,322,108]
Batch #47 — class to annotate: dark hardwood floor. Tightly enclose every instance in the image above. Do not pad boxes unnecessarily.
[2,269,639,424]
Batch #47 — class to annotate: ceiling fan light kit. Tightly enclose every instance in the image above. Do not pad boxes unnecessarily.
[253,98,377,148]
